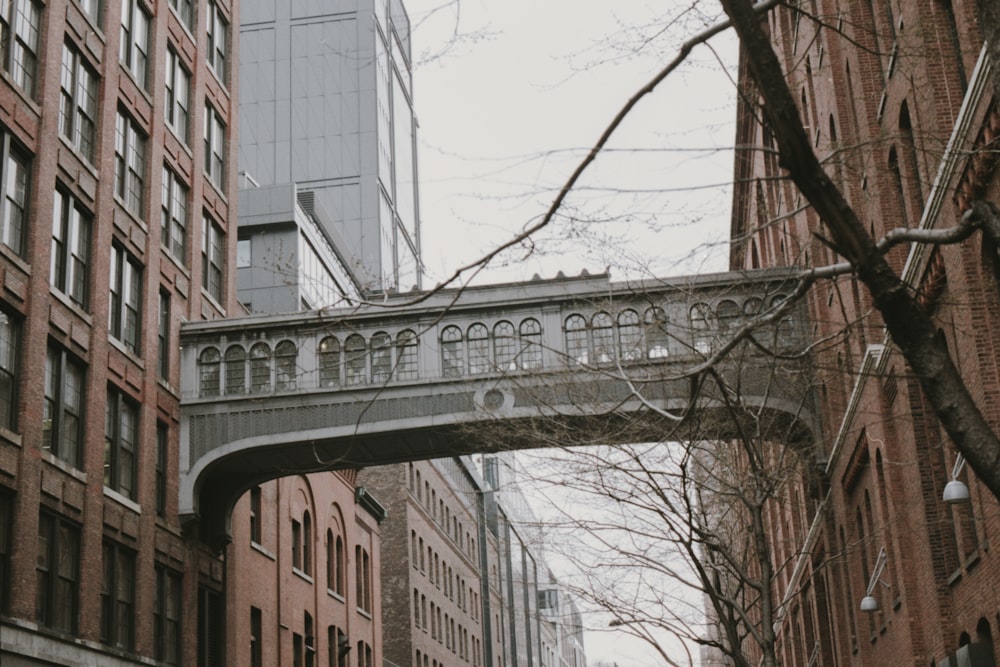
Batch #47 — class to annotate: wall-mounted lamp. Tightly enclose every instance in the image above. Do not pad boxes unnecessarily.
[860,547,889,613]
[943,454,971,504]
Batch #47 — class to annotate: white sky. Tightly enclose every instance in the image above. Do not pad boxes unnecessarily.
[406,1,740,664]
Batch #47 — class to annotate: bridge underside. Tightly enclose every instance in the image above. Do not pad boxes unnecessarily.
[183,361,819,550]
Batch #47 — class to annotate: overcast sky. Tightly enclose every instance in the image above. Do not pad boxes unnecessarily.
[405,1,740,664]
[407,0,739,289]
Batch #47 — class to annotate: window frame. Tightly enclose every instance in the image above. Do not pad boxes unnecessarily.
[161,166,189,263]
[203,103,226,189]
[105,385,139,499]
[2,0,42,99]
[165,47,191,142]
[109,242,143,353]
[36,511,80,634]
[101,540,136,650]
[0,129,30,258]
[43,344,85,468]
[0,308,20,432]
[154,564,182,665]
[119,0,150,89]
[115,108,147,217]
[205,0,228,83]
[51,187,92,309]
[202,213,224,303]
[59,42,98,163]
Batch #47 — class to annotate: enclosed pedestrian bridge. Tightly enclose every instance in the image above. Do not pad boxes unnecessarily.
[179,268,817,545]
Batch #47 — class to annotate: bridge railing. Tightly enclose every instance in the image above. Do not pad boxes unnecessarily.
[180,269,805,402]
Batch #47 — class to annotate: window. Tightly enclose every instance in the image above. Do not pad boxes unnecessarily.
[206,0,228,82]
[168,0,192,28]
[165,48,191,141]
[0,309,19,431]
[618,310,642,360]
[158,290,170,380]
[344,335,366,385]
[51,188,91,308]
[202,214,224,302]
[76,0,100,24]
[441,326,463,377]
[162,167,188,262]
[249,486,261,544]
[518,318,542,369]
[105,386,138,499]
[591,313,614,363]
[493,321,516,370]
[467,323,489,374]
[2,0,41,98]
[120,0,150,88]
[356,641,373,667]
[109,243,142,353]
[302,510,313,575]
[564,314,588,364]
[225,345,246,395]
[0,127,29,257]
[304,612,316,667]
[204,103,225,188]
[355,546,372,613]
[115,109,146,217]
[199,347,220,397]
[370,332,391,382]
[101,541,136,650]
[331,533,345,595]
[59,43,98,162]
[319,337,340,387]
[250,343,270,393]
[644,307,669,359]
[197,586,223,667]
[292,518,302,570]
[0,493,12,613]
[275,340,297,391]
[329,625,349,667]
[155,421,167,516]
[43,344,85,467]
[250,607,262,667]
[36,511,80,634]
[396,330,418,380]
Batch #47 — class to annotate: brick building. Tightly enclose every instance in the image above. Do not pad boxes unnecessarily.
[731,0,1000,664]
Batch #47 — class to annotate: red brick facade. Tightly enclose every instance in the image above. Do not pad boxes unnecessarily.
[732,0,1000,664]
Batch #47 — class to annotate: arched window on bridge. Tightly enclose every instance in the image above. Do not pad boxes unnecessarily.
[250,343,271,393]
[275,340,297,391]
[319,336,340,387]
[225,345,246,394]
[716,300,741,349]
[441,326,464,377]
[690,303,713,354]
[644,307,669,359]
[199,347,220,396]
[592,312,614,364]
[518,318,542,369]
[769,293,796,350]
[743,296,764,316]
[493,321,516,371]
[345,334,367,385]
[370,332,392,383]
[467,323,490,374]
[617,309,642,361]
[396,330,418,380]
[564,314,588,364]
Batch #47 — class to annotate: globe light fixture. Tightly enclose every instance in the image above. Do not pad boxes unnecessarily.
[943,454,971,504]
[860,547,889,613]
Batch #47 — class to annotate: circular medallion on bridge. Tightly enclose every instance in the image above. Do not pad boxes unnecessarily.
[475,387,513,414]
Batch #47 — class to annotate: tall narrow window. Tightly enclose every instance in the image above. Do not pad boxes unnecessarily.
[44,344,85,467]
[225,345,246,395]
[302,510,313,576]
[202,214,224,302]
[119,0,150,89]
[275,340,297,391]
[158,290,170,380]
[51,188,91,308]
[0,309,19,431]
[155,421,168,516]
[0,493,12,614]
[644,307,669,359]
[617,310,642,361]
[168,0,192,29]
[162,167,188,263]
[199,347,221,397]
[115,110,148,214]
[105,386,139,499]
[2,0,42,99]
[591,313,614,363]
[292,517,302,570]
[204,103,226,189]
[60,43,98,163]
[101,541,136,650]
[0,129,29,257]
[250,607,262,667]
[249,343,271,393]
[197,586,223,667]
[564,314,588,364]
[76,0,100,25]
[333,535,345,595]
[518,318,542,369]
[165,48,191,141]
[370,332,392,382]
[467,323,489,374]
[395,330,418,380]
[319,337,340,387]
[109,243,143,353]
[441,326,463,377]
[249,486,262,544]
[37,512,80,634]
[344,335,366,385]
[355,546,372,612]
[205,0,228,83]
[493,321,516,370]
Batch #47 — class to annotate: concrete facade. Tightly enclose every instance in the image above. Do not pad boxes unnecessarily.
[732,1,1000,665]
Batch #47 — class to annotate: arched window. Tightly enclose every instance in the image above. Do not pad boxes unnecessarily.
[199,347,220,396]
[617,310,641,361]
[564,314,588,363]
[370,331,391,383]
[518,318,542,369]
[302,510,313,575]
[327,529,336,590]
[716,300,740,331]
[644,307,669,359]
[334,534,345,595]
[224,345,246,395]
[344,334,366,385]
[591,312,614,363]
[467,323,490,374]
[441,326,464,377]
[318,336,340,387]
[396,330,418,380]
[275,340,297,391]
[743,297,764,317]
[493,321,516,370]
[689,303,713,354]
[250,343,271,393]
